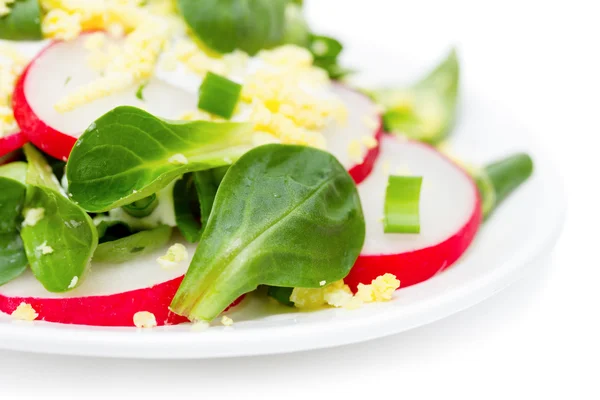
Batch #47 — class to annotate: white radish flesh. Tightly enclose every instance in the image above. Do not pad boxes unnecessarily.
[345,135,482,289]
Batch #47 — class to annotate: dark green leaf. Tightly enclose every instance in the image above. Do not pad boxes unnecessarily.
[66,106,254,212]
[173,173,202,243]
[476,153,534,219]
[370,49,460,144]
[0,0,42,41]
[93,225,172,264]
[20,145,98,292]
[96,220,134,243]
[170,144,365,321]
[177,0,289,55]
[173,170,220,243]
[267,286,294,306]
[0,177,27,286]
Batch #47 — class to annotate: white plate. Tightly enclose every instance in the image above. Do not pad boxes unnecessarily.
[0,43,566,359]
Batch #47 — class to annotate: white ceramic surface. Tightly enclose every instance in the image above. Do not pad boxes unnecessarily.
[0,43,566,359]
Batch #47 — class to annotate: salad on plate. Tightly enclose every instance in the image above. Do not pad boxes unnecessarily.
[0,0,533,328]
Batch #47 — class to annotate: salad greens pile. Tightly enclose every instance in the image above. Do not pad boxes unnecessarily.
[0,0,535,325]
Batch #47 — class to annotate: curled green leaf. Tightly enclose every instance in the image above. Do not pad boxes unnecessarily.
[370,49,460,144]
[170,144,365,322]
[0,176,27,286]
[66,106,254,212]
[93,225,172,264]
[20,145,98,293]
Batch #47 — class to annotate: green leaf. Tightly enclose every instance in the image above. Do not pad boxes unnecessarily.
[476,153,534,219]
[123,194,159,218]
[308,34,350,80]
[20,145,98,292]
[197,72,242,119]
[267,286,294,306]
[174,170,221,243]
[23,144,62,191]
[135,82,148,101]
[0,0,42,41]
[93,225,172,264]
[371,49,460,144]
[194,170,219,232]
[384,176,422,234]
[0,177,27,286]
[66,106,255,212]
[96,220,134,243]
[0,161,27,183]
[177,0,289,55]
[281,3,309,47]
[170,144,365,321]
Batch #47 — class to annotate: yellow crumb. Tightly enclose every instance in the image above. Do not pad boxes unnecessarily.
[221,316,234,326]
[133,311,157,328]
[11,303,38,321]
[157,243,188,269]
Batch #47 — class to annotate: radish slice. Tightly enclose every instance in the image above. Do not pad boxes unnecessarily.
[0,236,244,326]
[12,35,197,161]
[344,135,482,290]
[0,131,27,157]
[325,85,383,184]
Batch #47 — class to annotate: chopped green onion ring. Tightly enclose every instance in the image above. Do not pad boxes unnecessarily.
[384,176,423,234]
[197,72,242,119]
[122,194,158,218]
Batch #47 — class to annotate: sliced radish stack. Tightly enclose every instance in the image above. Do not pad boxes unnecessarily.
[345,135,482,290]
[12,35,198,161]
[0,239,243,327]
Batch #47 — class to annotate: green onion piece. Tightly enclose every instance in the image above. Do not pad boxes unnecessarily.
[135,82,148,101]
[0,0,42,41]
[476,153,534,219]
[384,176,423,234]
[197,72,242,119]
[122,194,158,218]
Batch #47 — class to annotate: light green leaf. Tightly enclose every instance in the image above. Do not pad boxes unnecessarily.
[66,106,254,212]
[371,49,460,144]
[0,176,27,286]
[93,225,172,264]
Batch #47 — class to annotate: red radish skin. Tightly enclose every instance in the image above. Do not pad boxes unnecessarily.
[0,275,245,327]
[345,200,481,290]
[0,131,28,158]
[345,135,483,290]
[348,128,383,184]
[12,43,76,161]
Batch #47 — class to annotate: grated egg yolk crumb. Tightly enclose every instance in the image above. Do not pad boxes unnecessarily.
[356,274,401,303]
[0,43,27,138]
[133,311,157,328]
[0,0,15,17]
[11,303,38,321]
[22,208,45,227]
[36,241,54,255]
[221,316,234,326]
[157,243,188,269]
[291,274,400,311]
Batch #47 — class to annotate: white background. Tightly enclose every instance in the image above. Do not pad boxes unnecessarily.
[1,0,598,398]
